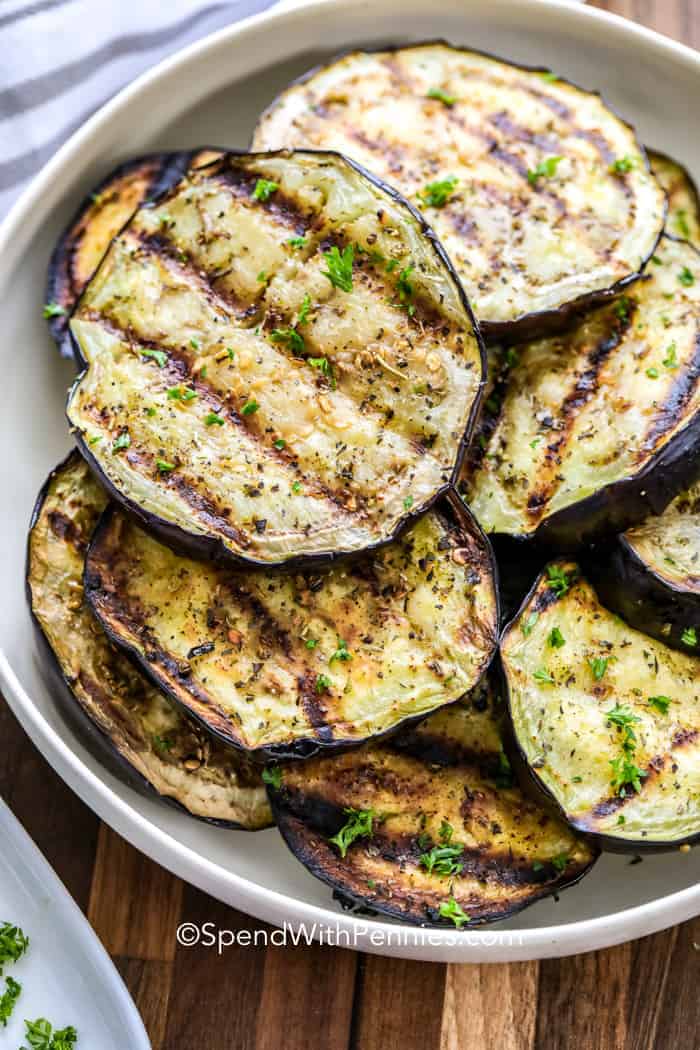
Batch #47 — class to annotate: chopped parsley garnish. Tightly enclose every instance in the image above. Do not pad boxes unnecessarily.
[420,844,464,877]
[305,638,318,649]
[675,209,691,238]
[534,667,555,685]
[308,356,335,386]
[262,766,282,790]
[291,481,302,494]
[645,367,659,379]
[551,853,568,872]
[322,245,354,292]
[527,155,563,186]
[610,752,646,795]
[271,326,305,355]
[495,751,514,789]
[0,922,29,973]
[111,431,130,453]
[663,341,678,369]
[403,495,414,510]
[189,337,200,350]
[609,155,635,175]
[607,704,646,795]
[42,302,66,318]
[539,70,559,82]
[152,735,172,752]
[156,459,175,473]
[140,348,168,367]
[613,296,631,322]
[396,264,415,315]
[521,612,539,637]
[0,975,21,1027]
[167,385,197,401]
[426,86,456,106]
[287,236,307,248]
[548,626,566,649]
[648,695,671,715]
[681,626,697,648]
[315,673,332,693]
[257,270,268,284]
[439,897,470,928]
[252,178,279,202]
[329,639,352,664]
[329,808,376,857]
[505,348,519,368]
[241,399,260,416]
[21,1018,78,1050]
[297,293,312,326]
[439,820,453,843]
[419,176,458,208]
[546,564,575,597]
[274,438,286,450]
[678,266,695,286]
[589,656,610,681]
[204,411,225,426]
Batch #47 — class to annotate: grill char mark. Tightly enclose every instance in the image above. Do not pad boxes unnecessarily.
[525,310,632,520]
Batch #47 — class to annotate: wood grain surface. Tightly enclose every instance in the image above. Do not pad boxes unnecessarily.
[3,2,700,1047]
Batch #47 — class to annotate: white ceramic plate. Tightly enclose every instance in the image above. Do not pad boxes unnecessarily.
[0,799,149,1048]
[1,0,699,963]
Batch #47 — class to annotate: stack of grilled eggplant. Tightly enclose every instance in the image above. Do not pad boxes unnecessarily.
[29,42,699,927]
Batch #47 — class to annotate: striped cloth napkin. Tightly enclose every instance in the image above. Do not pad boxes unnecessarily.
[0,0,278,217]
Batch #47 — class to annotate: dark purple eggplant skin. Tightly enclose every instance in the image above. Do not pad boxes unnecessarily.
[83,488,500,763]
[67,148,487,573]
[25,453,257,830]
[46,149,222,360]
[586,538,700,654]
[498,566,700,854]
[252,39,665,346]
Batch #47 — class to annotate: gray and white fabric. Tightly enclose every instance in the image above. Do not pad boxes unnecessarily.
[0,0,278,217]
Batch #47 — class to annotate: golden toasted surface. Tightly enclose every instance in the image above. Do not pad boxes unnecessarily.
[270,677,596,926]
[502,563,700,845]
[84,497,498,756]
[465,237,700,539]
[27,453,271,829]
[68,151,483,565]
[254,43,665,333]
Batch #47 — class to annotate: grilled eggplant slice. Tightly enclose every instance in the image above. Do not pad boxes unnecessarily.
[590,482,700,653]
[46,150,222,358]
[84,492,498,759]
[67,150,484,567]
[253,43,665,340]
[267,675,596,926]
[649,150,700,244]
[26,452,271,829]
[465,236,700,547]
[501,562,700,849]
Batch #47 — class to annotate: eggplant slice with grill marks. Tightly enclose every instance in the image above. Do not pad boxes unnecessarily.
[84,492,498,759]
[649,150,700,245]
[67,150,485,568]
[46,150,223,358]
[501,561,700,849]
[26,452,272,829]
[252,43,665,341]
[589,481,700,654]
[267,675,597,926]
[463,236,700,548]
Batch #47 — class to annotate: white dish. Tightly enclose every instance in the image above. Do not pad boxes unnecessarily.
[1,0,699,963]
[0,799,149,1048]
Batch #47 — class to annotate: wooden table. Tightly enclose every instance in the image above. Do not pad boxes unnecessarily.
[3,2,700,1047]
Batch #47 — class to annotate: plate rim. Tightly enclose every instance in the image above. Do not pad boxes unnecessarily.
[1,0,699,962]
